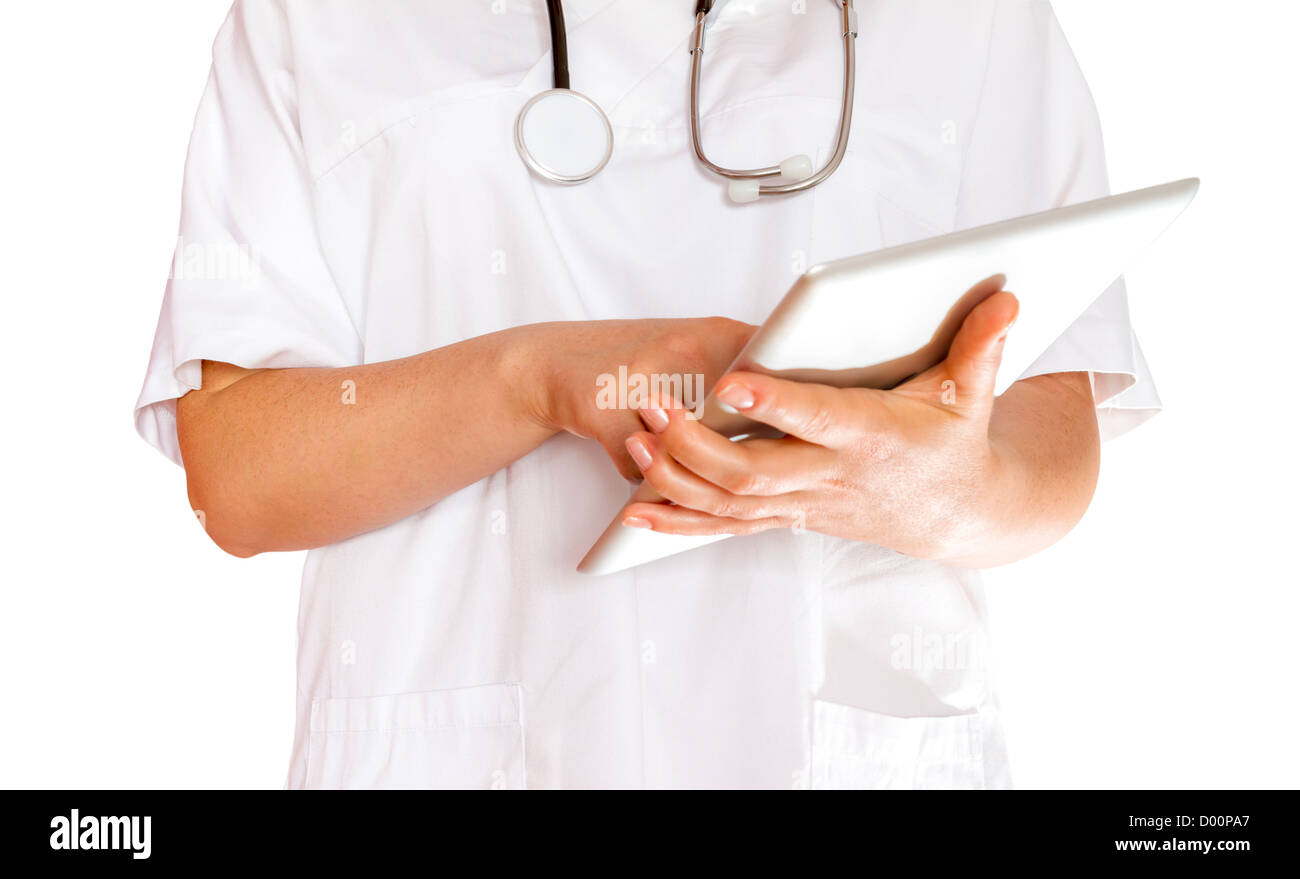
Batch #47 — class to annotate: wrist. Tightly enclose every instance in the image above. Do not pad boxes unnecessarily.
[931,438,1022,567]
[498,322,563,435]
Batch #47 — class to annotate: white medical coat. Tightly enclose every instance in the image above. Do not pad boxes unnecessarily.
[136,0,1160,789]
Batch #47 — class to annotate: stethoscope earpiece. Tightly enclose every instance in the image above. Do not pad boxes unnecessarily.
[780,155,815,182]
[726,157,813,203]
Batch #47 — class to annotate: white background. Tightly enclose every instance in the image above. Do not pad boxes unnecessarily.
[0,1,1295,789]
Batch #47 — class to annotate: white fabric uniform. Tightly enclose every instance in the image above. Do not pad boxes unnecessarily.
[136,0,1159,789]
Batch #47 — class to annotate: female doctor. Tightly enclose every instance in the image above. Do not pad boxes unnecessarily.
[136,0,1158,789]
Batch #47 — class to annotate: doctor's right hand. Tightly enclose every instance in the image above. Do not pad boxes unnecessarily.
[517,318,755,482]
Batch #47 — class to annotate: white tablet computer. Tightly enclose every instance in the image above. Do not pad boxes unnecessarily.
[578,178,1199,576]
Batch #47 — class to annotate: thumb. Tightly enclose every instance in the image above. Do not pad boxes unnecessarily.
[941,289,1019,413]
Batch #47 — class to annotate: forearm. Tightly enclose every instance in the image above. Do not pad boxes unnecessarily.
[177,325,555,556]
[941,371,1101,568]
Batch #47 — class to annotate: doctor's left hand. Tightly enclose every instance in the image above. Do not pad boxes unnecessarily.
[620,290,1102,568]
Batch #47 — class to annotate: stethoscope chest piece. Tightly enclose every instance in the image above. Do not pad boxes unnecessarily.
[515,89,614,185]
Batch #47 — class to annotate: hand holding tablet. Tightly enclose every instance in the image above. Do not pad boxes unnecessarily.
[579,179,1199,575]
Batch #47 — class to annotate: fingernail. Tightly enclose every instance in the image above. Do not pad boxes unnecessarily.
[623,516,652,529]
[625,436,654,471]
[641,406,669,432]
[715,383,754,411]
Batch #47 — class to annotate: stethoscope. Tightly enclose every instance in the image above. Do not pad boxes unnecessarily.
[514,0,859,203]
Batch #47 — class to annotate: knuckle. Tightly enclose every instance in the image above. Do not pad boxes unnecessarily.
[709,496,738,518]
[851,431,896,465]
[710,495,757,520]
[722,468,761,495]
[650,473,683,501]
[660,329,706,364]
[732,497,773,520]
[710,315,750,344]
[719,515,750,533]
[703,315,732,334]
[801,403,835,439]
[626,351,651,376]
[820,470,856,492]
[659,427,695,458]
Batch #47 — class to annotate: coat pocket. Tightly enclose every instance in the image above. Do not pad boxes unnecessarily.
[811,699,985,790]
[306,683,525,789]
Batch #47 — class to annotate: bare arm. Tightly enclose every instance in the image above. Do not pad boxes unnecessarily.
[178,328,553,556]
[967,370,1099,566]
[177,318,753,556]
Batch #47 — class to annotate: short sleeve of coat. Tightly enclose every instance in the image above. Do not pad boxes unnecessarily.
[954,1,1160,441]
[134,0,362,465]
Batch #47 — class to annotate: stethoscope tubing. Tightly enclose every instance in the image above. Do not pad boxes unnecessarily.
[520,0,859,198]
[545,0,571,90]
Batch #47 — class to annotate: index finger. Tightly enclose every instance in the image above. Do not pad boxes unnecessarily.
[711,372,877,448]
